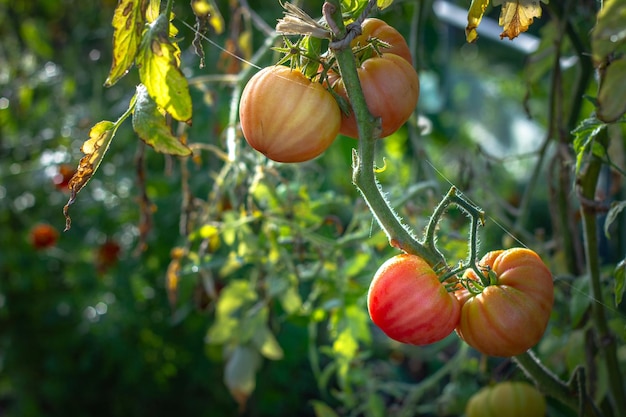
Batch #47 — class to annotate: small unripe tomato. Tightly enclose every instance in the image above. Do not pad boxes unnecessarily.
[367,254,460,345]
[239,65,341,163]
[466,381,546,417]
[30,223,59,250]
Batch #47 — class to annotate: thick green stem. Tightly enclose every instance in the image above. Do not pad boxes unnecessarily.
[578,129,626,414]
[324,0,444,267]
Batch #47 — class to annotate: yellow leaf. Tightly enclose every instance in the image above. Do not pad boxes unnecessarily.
[466,0,490,43]
[377,0,394,10]
[63,121,118,230]
[105,0,148,87]
[137,14,192,123]
[497,0,544,40]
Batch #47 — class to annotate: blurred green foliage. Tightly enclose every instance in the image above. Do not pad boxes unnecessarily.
[1,0,625,417]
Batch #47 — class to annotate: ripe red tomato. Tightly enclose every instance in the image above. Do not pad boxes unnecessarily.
[455,248,554,357]
[332,53,419,139]
[239,65,341,163]
[30,223,59,250]
[367,254,461,345]
[466,381,546,417]
[351,18,412,63]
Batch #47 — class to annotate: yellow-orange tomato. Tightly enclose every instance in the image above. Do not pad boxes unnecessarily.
[332,54,419,139]
[351,18,413,63]
[466,381,546,417]
[368,254,461,345]
[455,248,554,357]
[239,66,341,163]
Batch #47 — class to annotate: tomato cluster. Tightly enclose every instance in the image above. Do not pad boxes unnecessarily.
[367,248,554,355]
[466,381,546,417]
[239,19,418,162]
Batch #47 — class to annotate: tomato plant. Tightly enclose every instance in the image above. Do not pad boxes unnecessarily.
[350,18,412,63]
[367,254,460,345]
[466,381,546,417]
[332,53,419,139]
[29,223,59,250]
[455,248,554,357]
[239,65,341,163]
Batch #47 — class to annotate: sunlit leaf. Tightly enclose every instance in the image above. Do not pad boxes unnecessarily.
[597,57,626,122]
[377,0,394,10]
[224,345,260,412]
[146,0,160,22]
[591,0,626,64]
[105,0,148,87]
[63,120,119,230]
[253,326,284,360]
[465,0,490,43]
[495,0,544,40]
[615,259,626,307]
[137,14,192,123]
[572,116,606,173]
[165,247,185,308]
[132,84,192,156]
[279,286,302,314]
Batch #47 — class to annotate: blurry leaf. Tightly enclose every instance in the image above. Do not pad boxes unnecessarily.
[465,0,490,43]
[206,280,258,344]
[377,0,394,9]
[190,0,225,68]
[605,200,626,238]
[137,14,192,122]
[342,252,370,278]
[591,0,626,64]
[132,84,192,155]
[146,0,160,22]
[20,18,53,58]
[253,326,284,360]
[224,345,260,412]
[63,120,119,230]
[280,286,303,314]
[366,393,385,417]
[311,400,340,417]
[105,0,148,87]
[614,259,625,307]
[570,276,591,327]
[494,0,544,40]
[572,117,606,173]
[597,57,626,123]
[166,247,185,308]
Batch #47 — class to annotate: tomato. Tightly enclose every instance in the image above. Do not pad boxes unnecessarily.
[367,254,461,345]
[239,65,341,163]
[332,53,419,139]
[30,223,59,250]
[466,381,546,417]
[455,248,554,357]
[351,18,412,63]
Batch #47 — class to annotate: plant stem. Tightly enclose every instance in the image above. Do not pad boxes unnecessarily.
[578,128,626,414]
[324,0,444,267]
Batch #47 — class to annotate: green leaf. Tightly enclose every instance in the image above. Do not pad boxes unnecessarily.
[615,259,626,307]
[253,326,284,360]
[591,0,626,64]
[105,0,148,87]
[311,400,340,417]
[597,57,626,123]
[570,276,591,328]
[137,14,192,122]
[132,84,192,156]
[63,120,120,230]
[224,345,260,410]
[605,200,626,238]
[572,117,606,173]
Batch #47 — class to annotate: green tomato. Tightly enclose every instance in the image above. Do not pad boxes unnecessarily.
[466,381,546,417]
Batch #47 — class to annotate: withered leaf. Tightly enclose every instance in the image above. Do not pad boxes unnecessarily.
[465,0,490,43]
[105,0,148,87]
[63,121,118,230]
[132,84,192,156]
[190,0,225,68]
[495,0,544,40]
